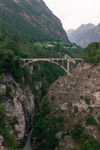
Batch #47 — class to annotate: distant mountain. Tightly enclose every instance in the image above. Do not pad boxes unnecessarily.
[67,23,100,48]
[0,0,68,42]
[67,29,74,34]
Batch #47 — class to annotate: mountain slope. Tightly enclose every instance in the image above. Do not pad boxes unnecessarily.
[0,0,68,42]
[67,23,100,48]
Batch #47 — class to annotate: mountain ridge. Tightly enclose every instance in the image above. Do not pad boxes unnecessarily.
[0,0,69,42]
[67,23,100,48]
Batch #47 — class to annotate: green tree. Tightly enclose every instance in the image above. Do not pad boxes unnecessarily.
[71,121,84,142]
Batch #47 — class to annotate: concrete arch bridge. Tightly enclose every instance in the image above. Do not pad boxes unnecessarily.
[20,54,83,75]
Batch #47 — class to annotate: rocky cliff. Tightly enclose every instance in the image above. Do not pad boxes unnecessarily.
[0,74,35,140]
[41,63,100,150]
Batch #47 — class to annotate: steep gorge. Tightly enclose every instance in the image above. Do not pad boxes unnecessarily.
[1,62,100,150]
[1,0,100,149]
[0,58,66,149]
[32,63,100,150]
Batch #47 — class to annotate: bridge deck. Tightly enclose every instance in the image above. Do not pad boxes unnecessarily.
[21,58,83,61]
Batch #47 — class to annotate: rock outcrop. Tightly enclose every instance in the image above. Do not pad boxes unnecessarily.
[0,136,6,150]
[0,74,35,140]
[46,63,100,150]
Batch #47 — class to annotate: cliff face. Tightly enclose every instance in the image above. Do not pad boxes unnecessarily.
[45,63,100,150]
[0,0,68,41]
[0,74,35,140]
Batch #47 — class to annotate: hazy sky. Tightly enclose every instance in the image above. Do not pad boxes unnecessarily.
[44,0,100,31]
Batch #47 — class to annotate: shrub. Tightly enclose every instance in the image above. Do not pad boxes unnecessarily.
[71,121,84,142]
[42,99,51,116]
[88,75,91,78]
[57,116,64,123]
[74,106,79,114]
[85,98,91,105]
[97,115,100,122]
[6,86,13,100]
[51,95,55,101]
[86,113,97,125]
[0,92,5,102]
[80,134,100,150]
[0,74,4,82]
[88,106,93,113]
[80,95,83,99]
[98,124,100,130]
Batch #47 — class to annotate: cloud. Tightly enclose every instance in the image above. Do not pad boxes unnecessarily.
[44,0,100,30]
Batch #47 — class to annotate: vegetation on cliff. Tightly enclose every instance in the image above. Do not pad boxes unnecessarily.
[34,63,100,150]
[32,97,64,150]
[72,121,100,150]
[0,105,19,150]
[0,50,23,82]
[83,42,100,65]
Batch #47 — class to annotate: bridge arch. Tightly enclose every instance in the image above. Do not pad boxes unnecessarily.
[21,55,83,75]
[21,59,70,74]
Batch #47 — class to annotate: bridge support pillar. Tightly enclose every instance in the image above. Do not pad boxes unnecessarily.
[62,60,64,67]
[67,60,69,73]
